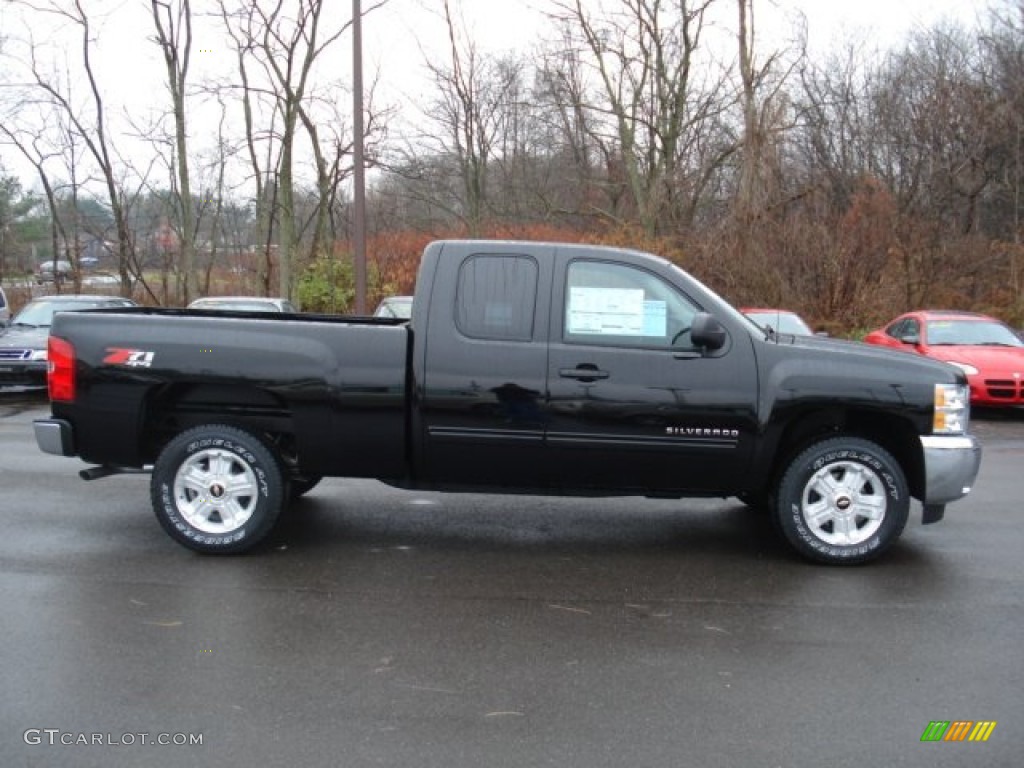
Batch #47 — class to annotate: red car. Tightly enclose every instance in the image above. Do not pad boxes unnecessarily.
[863,310,1024,406]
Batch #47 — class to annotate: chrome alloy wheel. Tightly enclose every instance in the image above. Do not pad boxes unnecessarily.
[172,448,259,534]
[799,460,887,547]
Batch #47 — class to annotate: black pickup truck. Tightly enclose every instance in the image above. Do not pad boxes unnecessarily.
[34,240,981,564]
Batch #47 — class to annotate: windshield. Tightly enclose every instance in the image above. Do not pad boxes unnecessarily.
[926,319,1023,347]
[13,299,115,327]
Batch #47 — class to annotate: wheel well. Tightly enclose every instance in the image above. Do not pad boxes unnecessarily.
[767,408,924,501]
[141,383,297,469]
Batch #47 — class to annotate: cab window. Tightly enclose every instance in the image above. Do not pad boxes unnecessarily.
[563,260,699,350]
[455,254,538,341]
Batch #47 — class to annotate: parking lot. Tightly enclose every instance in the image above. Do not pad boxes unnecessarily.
[1,391,1022,767]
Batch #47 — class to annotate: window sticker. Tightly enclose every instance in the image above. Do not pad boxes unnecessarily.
[568,287,646,335]
[642,300,667,336]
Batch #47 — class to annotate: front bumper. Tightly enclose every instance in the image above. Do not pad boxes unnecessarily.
[921,434,982,506]
[967,381,1024,406]
[35,419,76,457]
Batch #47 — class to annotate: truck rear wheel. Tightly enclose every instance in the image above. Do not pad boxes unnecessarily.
[151,424,285,554]
[775,437,909,565]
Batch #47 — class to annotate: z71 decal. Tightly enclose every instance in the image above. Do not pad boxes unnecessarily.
[103,348,156,368]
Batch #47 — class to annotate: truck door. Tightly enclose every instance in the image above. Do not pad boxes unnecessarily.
[544,253,758,494]
[419,245,554,487]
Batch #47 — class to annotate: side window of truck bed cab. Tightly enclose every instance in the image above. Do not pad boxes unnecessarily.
[563,260,699,350]
[455,254,538,341]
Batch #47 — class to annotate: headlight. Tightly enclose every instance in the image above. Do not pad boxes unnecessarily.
[947,362,979,376]
[934,383,969,434]
[29,349,48,362]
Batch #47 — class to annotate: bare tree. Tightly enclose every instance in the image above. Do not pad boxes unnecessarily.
[548,0,736,235]
[534,30,606,223]
[415,0,505,234]
[150,0,199,303]
[0,109,67,280]
[8,0,138,297]
[295,88,352,260]
[224,0,354,302]
[218,0,281,297]
[981,0,1024,319]
[0,122,61,281]
[734,0,791,226]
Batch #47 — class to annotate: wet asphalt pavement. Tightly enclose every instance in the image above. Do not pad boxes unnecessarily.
[1,391,1022,767]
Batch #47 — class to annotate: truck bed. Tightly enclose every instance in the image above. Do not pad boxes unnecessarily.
[49,307,411,478]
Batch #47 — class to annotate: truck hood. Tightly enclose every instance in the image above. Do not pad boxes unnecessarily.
[764,331,963,383]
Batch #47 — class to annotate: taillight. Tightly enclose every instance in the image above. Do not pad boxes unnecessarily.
[48,336,76,402]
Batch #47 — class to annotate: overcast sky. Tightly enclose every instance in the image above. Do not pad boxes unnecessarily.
[0,0,986,190]
[364,0,983,103]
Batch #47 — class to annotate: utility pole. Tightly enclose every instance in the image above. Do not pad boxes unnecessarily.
[352,0,367,313]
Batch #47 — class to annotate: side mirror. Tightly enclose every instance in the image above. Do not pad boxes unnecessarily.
[691,312,727,350]
[898,332,920,345]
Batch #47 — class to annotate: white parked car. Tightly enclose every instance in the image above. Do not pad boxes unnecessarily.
[373,295,413,319]
[35,260,73,285]
[187,296,298,313]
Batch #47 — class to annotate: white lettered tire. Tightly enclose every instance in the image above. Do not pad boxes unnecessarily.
[151,425,285,554]
[776,437,909,565]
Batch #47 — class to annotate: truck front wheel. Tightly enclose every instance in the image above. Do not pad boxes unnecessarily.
[151,424,285,554]
[775,437,909,565]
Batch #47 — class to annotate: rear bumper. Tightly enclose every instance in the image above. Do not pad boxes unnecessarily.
[920,435,981,506]
[35,419,76,457]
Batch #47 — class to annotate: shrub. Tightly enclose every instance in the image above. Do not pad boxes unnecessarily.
[297,252,392,314]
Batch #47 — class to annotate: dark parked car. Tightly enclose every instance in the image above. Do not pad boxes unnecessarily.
[0,295,137,387]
